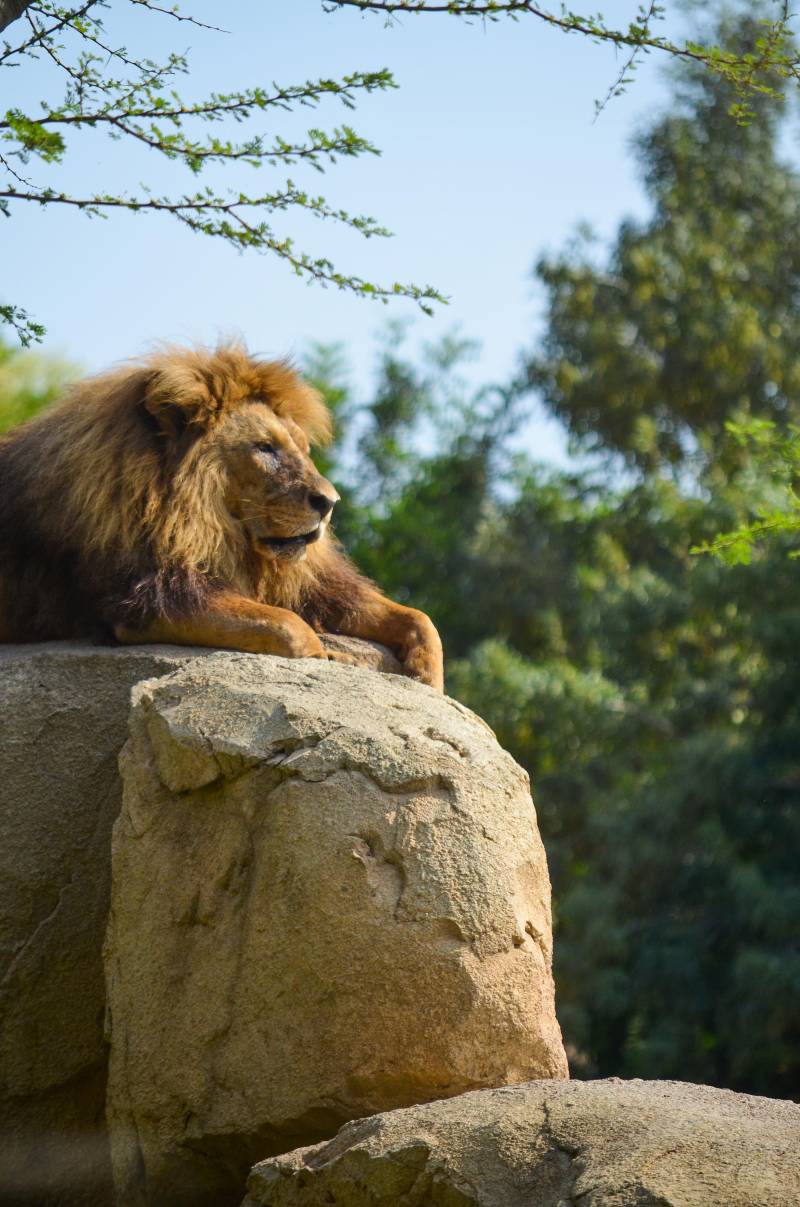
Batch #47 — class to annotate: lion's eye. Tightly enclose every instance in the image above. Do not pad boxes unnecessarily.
[254,441,277,455]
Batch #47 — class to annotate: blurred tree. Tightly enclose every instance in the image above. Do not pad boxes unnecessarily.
[493,12,800,1093]
[315,322,800,1097]
[306,325,518,654]
[526,11,800,478]
[0,338,75,431]
[450,476,800,1097]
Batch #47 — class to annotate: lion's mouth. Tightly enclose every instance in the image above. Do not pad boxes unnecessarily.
[258,525,322,554]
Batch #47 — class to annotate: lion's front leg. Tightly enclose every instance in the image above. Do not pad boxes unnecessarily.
[335,590,444,692]
[114,591,337,663]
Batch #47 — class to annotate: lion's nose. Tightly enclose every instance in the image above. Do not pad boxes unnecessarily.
[308,490,337,518]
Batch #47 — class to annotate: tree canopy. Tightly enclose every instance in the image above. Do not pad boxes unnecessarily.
[526,13,800,476]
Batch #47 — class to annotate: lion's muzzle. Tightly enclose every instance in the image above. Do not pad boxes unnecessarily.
[259,525,324,556]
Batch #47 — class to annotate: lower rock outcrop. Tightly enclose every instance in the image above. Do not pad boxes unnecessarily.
[244,1078,800,1207]
[104,654,567,1207]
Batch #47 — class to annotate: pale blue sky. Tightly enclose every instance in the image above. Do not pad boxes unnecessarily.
[3,1,701,460]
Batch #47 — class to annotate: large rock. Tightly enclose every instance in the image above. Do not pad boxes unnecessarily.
[104,655,567,1207]
[0,637,397,1205]
[244,1078,800,1207]
[0,643,210,1206]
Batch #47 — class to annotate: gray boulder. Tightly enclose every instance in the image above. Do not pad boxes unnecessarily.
[0,637,397,1205]
[103,655,567,1207]
[244,1077,800,1207]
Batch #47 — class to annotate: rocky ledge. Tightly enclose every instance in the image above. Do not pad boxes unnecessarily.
[245,1077,800,1207]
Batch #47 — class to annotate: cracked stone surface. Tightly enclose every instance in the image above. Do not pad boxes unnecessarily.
[103,655,567,1207]
[244,1078,800,1207]
[0,636,397,1206]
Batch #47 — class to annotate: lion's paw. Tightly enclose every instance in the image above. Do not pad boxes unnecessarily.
[402,646,444,693]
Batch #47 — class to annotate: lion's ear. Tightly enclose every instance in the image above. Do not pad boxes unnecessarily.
[142,366,215,438]
[142,394,188,440]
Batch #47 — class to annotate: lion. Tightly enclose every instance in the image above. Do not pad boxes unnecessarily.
[0,343,443,690]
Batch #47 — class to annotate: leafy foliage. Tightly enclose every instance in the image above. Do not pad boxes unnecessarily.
[693,420,800,562]
[0,301,45,347]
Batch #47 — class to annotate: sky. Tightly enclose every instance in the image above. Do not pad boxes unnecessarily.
[3,1,694,462]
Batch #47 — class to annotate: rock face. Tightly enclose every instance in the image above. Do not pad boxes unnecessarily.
[0,636,398,1206]
[104,655,567,1207]
[0,643,209,1206]
[244,1078,800,1207]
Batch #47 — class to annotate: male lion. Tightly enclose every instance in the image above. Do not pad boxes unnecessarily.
[0,344,443,690]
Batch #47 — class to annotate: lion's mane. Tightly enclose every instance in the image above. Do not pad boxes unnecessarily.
[0,343,364,642]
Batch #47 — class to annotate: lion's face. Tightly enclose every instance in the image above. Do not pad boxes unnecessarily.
[213,401,339,562]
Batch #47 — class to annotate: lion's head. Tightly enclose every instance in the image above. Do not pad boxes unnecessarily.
[200,401,339,562]
[141,348,339,565]
[34,343,341,593]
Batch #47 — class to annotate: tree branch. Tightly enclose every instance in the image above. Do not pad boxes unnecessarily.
[0,1,100,65]
[127,0,227,33]
[593,1,662,121]
[0,185,444,310]
[0,0,32,35]
[324,1,796,80]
